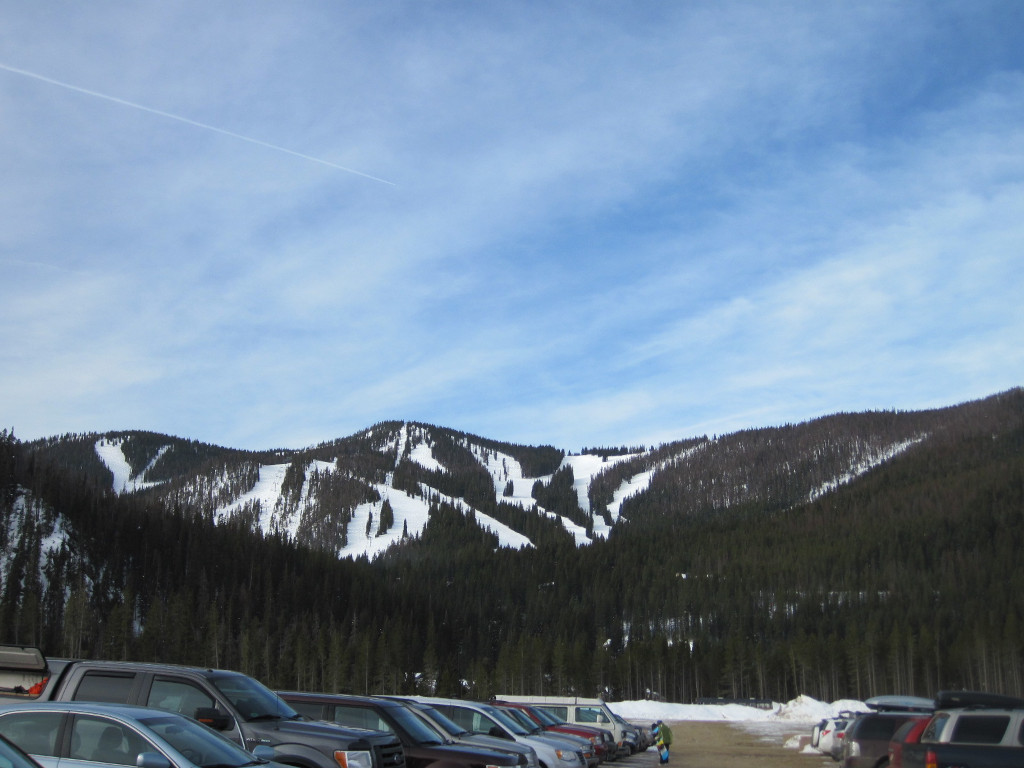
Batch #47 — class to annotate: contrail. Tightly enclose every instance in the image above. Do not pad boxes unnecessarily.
[0,61,395,186]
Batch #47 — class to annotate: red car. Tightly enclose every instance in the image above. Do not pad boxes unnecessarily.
[887,717,931,768]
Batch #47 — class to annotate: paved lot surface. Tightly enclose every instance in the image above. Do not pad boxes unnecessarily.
[616,721,835,768]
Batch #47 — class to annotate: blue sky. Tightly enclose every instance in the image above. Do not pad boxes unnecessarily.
[2,1,1023,452]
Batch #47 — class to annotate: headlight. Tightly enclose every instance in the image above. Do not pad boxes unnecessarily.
[334,751,373,768]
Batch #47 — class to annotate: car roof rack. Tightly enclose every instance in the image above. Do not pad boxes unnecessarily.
[864,695,935,713]
[935,691,1024,710]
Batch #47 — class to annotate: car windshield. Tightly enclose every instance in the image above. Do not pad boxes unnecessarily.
[138,715,265,768]
[210,675,300,722]
[417,706,466,738]
[480,706,528,736]
[530,709,563,727]
[391,706,446,746]
[501,710,540,734]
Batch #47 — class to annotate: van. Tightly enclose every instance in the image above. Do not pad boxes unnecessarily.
[494,697,631,757]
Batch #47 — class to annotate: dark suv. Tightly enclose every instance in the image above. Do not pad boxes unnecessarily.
[840,697,934,768]
[280,692,525,768]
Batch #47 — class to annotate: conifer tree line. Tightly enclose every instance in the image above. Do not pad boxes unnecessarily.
[1,389,1023,703]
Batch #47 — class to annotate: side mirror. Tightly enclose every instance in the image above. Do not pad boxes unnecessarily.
[195,707,235,731]
[488,726,509,740]
[252,746,276,761]
[137,752,173,768]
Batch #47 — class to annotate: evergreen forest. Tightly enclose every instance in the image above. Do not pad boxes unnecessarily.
[1,388,1023,705]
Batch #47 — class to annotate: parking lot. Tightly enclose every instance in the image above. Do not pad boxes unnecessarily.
[611,748,660,768]
[622,721,833,768]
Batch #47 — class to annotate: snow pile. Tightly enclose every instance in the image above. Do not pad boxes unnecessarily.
[609,694,866,724]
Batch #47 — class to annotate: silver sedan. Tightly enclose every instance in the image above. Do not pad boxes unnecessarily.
[0,701,281,768]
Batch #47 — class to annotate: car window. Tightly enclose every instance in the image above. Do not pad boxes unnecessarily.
[0,735,43,768]
[891,720,918,742]
[481,707,527,736]
[417,705,466,737]
[951,715,1009,744]
[68,715,150,766]
[530,708,561,727]
[449,707,497,736]
[576,707,608,725]
[390,705,445,745]
[0,711,64,757]
[501,709,536,731]
[921,714,948,743]
[210,675,298,721]
[287,701,323,720]
[859,716,907,740]
[72,672,137,704]
[332,705,390,732]
[138,714,260,768]
[542,707,568,721]
[147,677,217,719]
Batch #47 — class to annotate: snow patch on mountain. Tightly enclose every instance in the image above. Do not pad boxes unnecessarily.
[807,436,926,502]
[339,480,533,560]
[95,438,169,494]
[343,484,430,559]
[213,462,290,525]
[469,444,604,544]
[562,452,643,514]
[469,445,659,545]
[470,445,534,505]
[409,441,444,473]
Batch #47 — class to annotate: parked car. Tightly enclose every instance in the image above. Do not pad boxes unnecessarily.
[388,699,538,768]
[0,700,282,768]
[815,715,851,757]
[830,717,852,761]
[811,718,826,750]
[493,698,629,758]
[278,692,523,768]
[491,706,598,768]
[887,716,931,768]
[608,717,638,756]
[901,690,1024,768]
[840,696,933,768]
[625,720,653,753]
[495,703,613,762]
[0,645,404,768]
[408,697,585,768]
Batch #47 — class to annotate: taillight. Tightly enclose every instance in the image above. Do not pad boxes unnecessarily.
[925,749,937,768]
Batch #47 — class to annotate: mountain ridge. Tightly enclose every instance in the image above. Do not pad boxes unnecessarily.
[2,387,1023,702]
[19,388,1020,561]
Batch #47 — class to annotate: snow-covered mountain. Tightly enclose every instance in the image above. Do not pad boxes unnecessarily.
[63,407,944,561]
[87,424,657,556]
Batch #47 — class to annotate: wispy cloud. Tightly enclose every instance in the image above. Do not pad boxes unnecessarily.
[1,1,1022,449]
